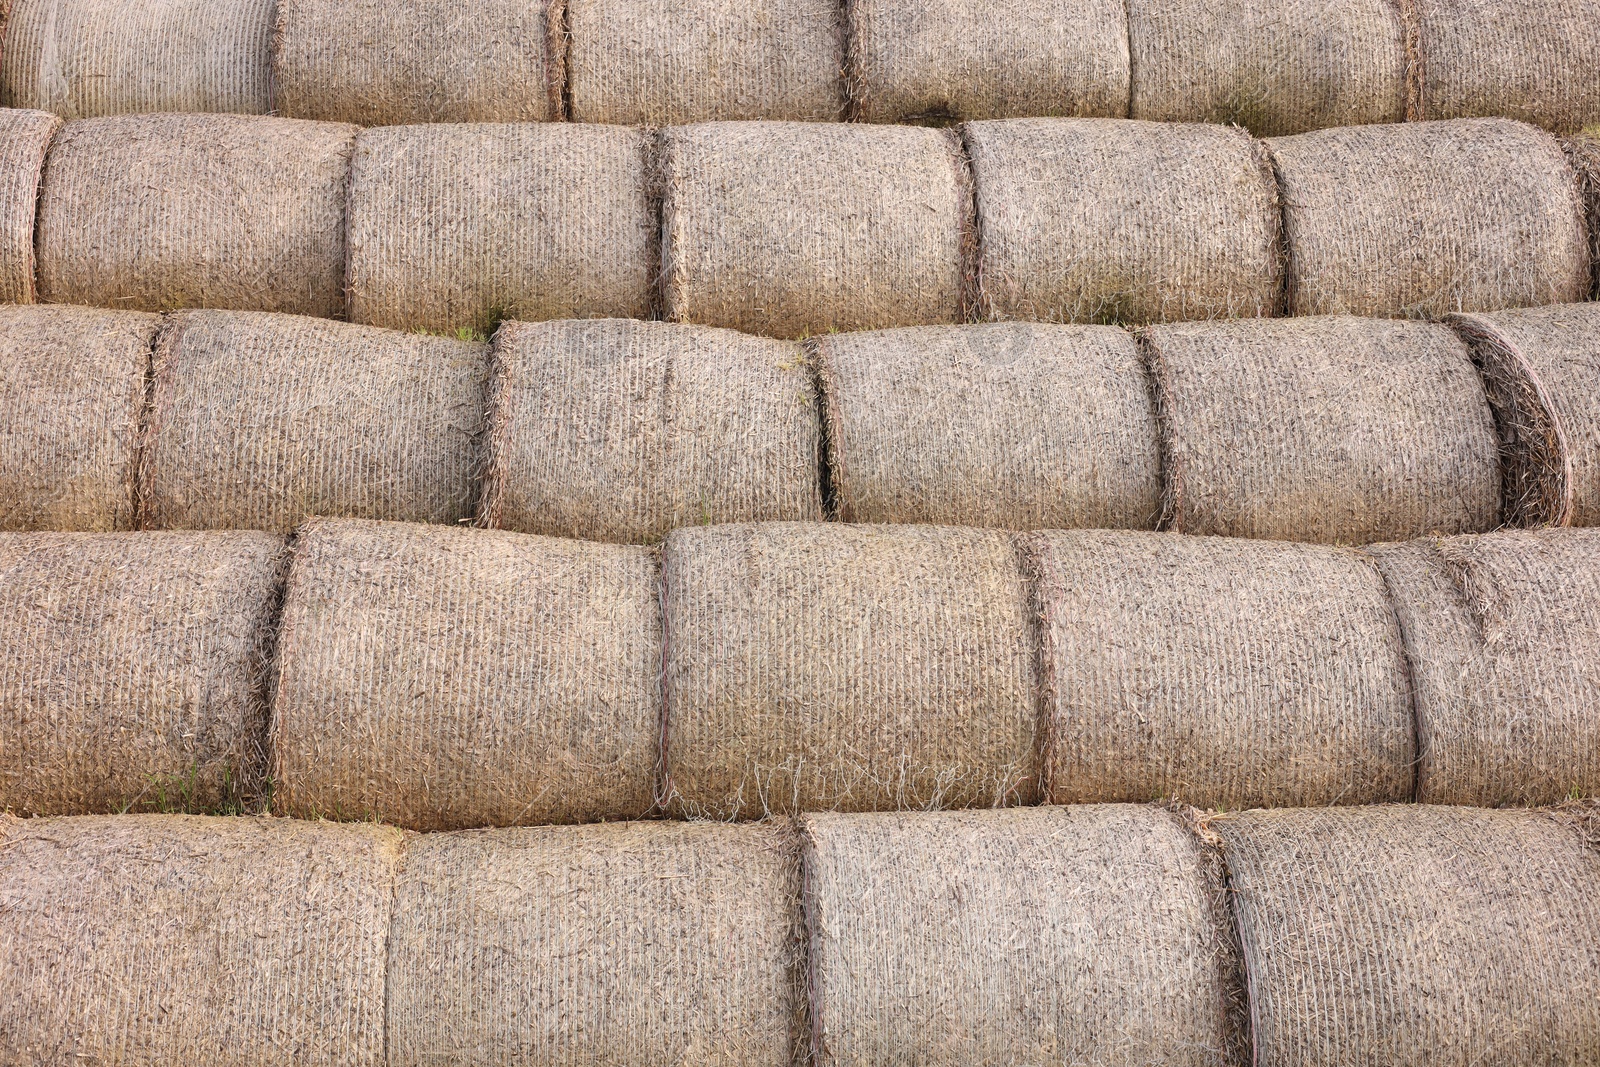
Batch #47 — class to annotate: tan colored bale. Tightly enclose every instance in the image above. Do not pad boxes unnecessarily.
[1034,529,1414,808]
[388,821,803,1067]
[480,318,823,543]
[0,108,58,302]
[1268,118,1591,318]
[0,304,155,531]
[1146,315,1501,544]
[271,519,660,830]
[1569,130,1600,297]
[816,322,1161,529]
[662,522,1037,818]
[1218,805,1600,1066]
[968,118,1281,325]
[661,122,968,339]
[0,814,401,1067]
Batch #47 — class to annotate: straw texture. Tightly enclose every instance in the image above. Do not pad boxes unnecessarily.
[388,821,804,1067]
[347,123,654,333]
[661,122,968,338]
[662,522,1037,818]
[271,519,660,830]
[140,310,489,533]
[968,118,1281,324]
[0,108,57,302]
[1570,130,1600,297]
[480,318,823,543]
[817,322,1161,529]
[1034,530,1414,808]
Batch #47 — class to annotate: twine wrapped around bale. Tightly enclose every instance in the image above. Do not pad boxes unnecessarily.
[479,318,824,543]
[0,815,401,1067]
[388,821,804,1067]
[0,108,57,303]
[0,532,285,815]
[1145,314,1501,544]
[140,310,489,533]
[270,519,661,831]
[661,522,1037,818]
[816,322,1161,529]
[967,118,1281,325]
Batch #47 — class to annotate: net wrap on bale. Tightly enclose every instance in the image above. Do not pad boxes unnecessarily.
[0,108,58,303]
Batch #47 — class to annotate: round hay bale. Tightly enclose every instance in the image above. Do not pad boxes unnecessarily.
[802,805,1238,1067]
[815,322,1161,529]
[1145,314,1501,544]
[844,0,1128,124]
[347,123,654,334]
[1366,528,1600,806]
[661,121,969,339]
[479,318,824,543]
[0,304,156,531]
[1218,805,1600,1067]
[0,814,401,1067]
[661,522,1037,818]
[1566,129,1600,297]
[1033,529,1414,809]
[967,118,1281,325]
[1267,118,1591,318]
[35,114,357,318]
[568,0,842,125]
[270,518,661,830]
[140,309,489,533]
[0,108,58,303]
[0,531,285,815]
[388,821,803,1067]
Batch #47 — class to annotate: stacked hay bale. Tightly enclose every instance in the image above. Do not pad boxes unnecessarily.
[1569,128,1600,297]
[0,108,58,302]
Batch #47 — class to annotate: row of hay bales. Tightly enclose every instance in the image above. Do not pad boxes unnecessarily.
[1,804,1595,1067]
[0,109,1596,336]
[4,519,1597,826]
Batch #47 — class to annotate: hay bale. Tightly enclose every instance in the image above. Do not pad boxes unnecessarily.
[1033,529,1414,808]
[1218,805,1600,1066]
[568,0,842,125]
[845,0,1128,124]
[661,522,1037,818]
[140,310,489,533]
[815,322,1161,529]
[1569,130,1600,298]
[0,531,284,815]
[347,123,653,333]
[967,118,1281,325]
[35,114,357,318]
[388,821,803,1067]
[1268,118,1591,318]
[0,814,400,1067]
[1367,528,1600,805]
[661,122,968,339]
[803,805,1237,1067]
[0,304,156,531]
[480,318,823,543]
[0,108,57,303]
[271,519,660,830]
[1145,314,1501,543]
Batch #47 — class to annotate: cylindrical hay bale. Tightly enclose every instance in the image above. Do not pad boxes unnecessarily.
[1268,118,1591,318]
[1367,528,1600,805]
[480,318,823,543]
[272,0,561,124]
[0,815,401,1067]
[140,310,489,533]
[1146,315,1501,544]
[967,118,1281,325]
[0,108,58,303]
[271,519,660,830]
[0,532,285,815]
[0,305,156,531]
[568,0,843,125]
[35,114,357,318]
[347,123,654,333]
[661,522,1037,818]
[803,806,1238,1067]
[845,0,1129,124]
[1034,529,1414,808]
[661,122,968,339]
[1219,805,1600,1066]
[816,322,1161,529]
[1569,131,1600,297]
[388,821,803,1067]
